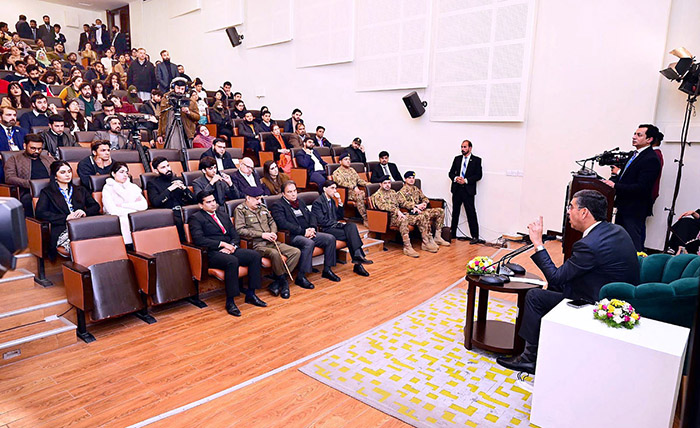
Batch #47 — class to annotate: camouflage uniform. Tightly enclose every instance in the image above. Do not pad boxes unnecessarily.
[370,187,437,256]
[399,183,450,246]
[234,203,301,276]
[332,166,368,221]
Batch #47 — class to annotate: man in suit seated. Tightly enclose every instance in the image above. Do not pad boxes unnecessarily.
[147,156,196,241]
[312,180,371,276]
[295,137,327,189]
[40,114,77,159]
[284,108,303,133]
[188,190,267,316]
[288,122,309,149]
[234,186,301,299]
[496,190,640,374]
[314,126,332,148]
[344,137,367,164]
[3,134,54,216]
[370,151,403,183]
[231,157,269,196]
[93,116,131,150]
[19,93,59,132]
[237,111,262,153]
[192,156,241,205]
[201,138,236,170]
[0,107,28,183]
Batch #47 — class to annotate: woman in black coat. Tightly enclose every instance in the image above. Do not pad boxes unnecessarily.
[35,160,101,259]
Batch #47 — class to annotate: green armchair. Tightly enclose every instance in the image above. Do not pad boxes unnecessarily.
[599,254,700,328]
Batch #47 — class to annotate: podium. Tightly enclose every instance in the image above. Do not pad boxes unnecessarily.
[562,175,615,259]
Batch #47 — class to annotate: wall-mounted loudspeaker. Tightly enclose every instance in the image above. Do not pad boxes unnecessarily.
[226,26,244,47]
[402,91,427,118]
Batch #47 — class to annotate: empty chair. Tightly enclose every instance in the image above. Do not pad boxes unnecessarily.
[62,215,156,343]
[186,148,209,171]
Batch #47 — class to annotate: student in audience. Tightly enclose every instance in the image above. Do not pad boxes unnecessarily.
[189,189,266,316]
[0,82,30,109]
[314,126,332,148]
[77,140,113,190]
[76,82,101,117]
[4,47,23,70]
[209,100,233,140]
[192,124,215,149]
[3,133,54,216]
[312,180,371,275]
[257,110,273,132]
[51,24,66,47]
[93,115,130,150]
[0,107,27,156]
[126,48,156,101]
[124,85,142,105]
[284,108,303,133]
[65,53,85,72]
[345,137,367,164]
[104,72,123,96]
[147,156,195,240]
[238,111,262,152]
[113,54,128,81]
[109,94,138,114]
[40,114,77,158]
[91,80,106,103]
[138,89,161,138]
[81,42,97,66]
[19,64,48,95]
[84,62,107,82]
[67,68,84,84]
[93,20,109,54]
[49,60,65,83]
[296,137,328,190]
[371,175,438,258]
[100,48,114,74]
[232,92,242,102]
[399,171,450,246]
[41,70,59,87]
[188,90,206,125]
[155,50,178,92]
[235,186,301,299]
[4,34,30,56]
[78,24,93,52]
[261,160,290,195]
[35,42,51,68]
[231,157,269,196]
[46,42,67,62]
[102,161,148,245]
[217,81,233,107]
[231,100,246,119]
[263,124,292,174]
[90,100,118,131]
[63,99,88,135]
[370,151,403,183]
[178,65,191,83]
[35,160,100,258]
[157,77,199,149]
[288,122,308,149]
[24,56,43,72]
[57,76,83,105]
[19,93,57,131]
[3,60,27,82]
[192,156,241,205]
[201,138,236,170]
[332,152,368,225]
[111,26,128,56]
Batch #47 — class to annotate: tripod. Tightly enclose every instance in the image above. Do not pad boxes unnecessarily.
[127,125,152,172]
[163,106,190,159]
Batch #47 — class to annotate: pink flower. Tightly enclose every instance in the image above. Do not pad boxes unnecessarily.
[607,313,613,318]
[602,305,607,311]
[624,316,630,322]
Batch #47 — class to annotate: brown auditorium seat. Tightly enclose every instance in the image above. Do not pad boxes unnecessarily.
[15,108,31,119]
[0,150,21,198]
[75,131,97,144]
[62,215,155,343]
[47,97,63,109]
[366,161,379,181]
[226,148,243,160]
[31,125,50,134]
[186,148,208,171]
[129,209,208,308]
[248,109,261,118]
[112,89,128,99]
[149,149,184,175]
[50,84,67,95]
[57,146,91,175]
[230,136,245,150]
[88,174,110,213]
[316,147,334,163]
[110,150,147,183]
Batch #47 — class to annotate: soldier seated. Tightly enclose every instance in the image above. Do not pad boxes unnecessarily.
[398,171,450,247]
[332,152,368,226]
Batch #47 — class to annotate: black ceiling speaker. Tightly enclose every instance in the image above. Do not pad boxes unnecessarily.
[402,91,427,118]
[226,26,244,47]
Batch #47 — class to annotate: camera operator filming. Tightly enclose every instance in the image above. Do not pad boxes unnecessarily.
[157,77,200,151]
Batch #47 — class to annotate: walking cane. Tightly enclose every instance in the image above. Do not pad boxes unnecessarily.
[273,239,294,281]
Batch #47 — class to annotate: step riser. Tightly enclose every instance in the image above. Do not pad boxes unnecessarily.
[0,275,36,293]
[0,302,72,331]
[0,329,76,367]
[14,255,37,272]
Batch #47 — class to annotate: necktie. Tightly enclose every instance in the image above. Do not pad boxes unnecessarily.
[329,199,336,221]
[383,164,389,176]
[461,157,467,177]
[210,213,226,234]
[621,151,639,177]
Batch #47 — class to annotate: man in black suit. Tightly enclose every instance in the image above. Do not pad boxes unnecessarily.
[602,124,663,251]
[271,181,341,288]
[15,15,32,40]
[78,24,94,52]
[283,108,303,133]
[192,156,241,205]
[201,139,236,170]
[370,151,402,183]
[111,25,128,56]
[314,126,332,148]
[295,138,328,189]
[448,139,483,244]
[231,157,269,196]
[344,137,367,164]
[311,180,371,276]
[36,15,53,47]
[497,190,639,374]
[188,190,266,316]
[147,156,196,241]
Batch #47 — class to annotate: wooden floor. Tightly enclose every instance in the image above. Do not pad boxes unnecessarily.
[0,239,563,428]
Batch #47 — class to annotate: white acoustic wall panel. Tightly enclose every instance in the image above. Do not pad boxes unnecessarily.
[355,0,432,91]
[202,0,244,32]
[294,0,354,68]
[245,0,293,48]
[169,0,202,18]
[429,0,537,122]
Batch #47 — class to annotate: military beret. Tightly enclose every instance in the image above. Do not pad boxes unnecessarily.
[379,174,391,182]
[244,186,265,197]
[404,171,415,179]
[338,152,350,160]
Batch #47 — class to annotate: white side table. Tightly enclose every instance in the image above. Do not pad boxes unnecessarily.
[530,300,689,428]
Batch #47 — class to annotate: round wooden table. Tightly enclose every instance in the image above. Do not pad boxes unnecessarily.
[463,272,543,355]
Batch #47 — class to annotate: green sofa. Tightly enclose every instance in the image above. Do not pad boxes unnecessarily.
[599,254,700,328]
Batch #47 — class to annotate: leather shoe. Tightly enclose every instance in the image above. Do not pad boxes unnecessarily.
[322,268,341,282]
[469,237,481,245]
[352,256,374,265]
[226,302,241,317]
[280,281,290,299]
[457,236,469,241]
[353,263,370,276]
[295,275,315,289]
[245,294,267,307]
[496,354,536,375]
[268,282,280,297]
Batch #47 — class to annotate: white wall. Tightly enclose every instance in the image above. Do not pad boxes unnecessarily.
[3,1,106,54]
[130,0,681,248]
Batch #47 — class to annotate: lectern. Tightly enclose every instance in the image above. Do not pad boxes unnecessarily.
[562,175,615,259]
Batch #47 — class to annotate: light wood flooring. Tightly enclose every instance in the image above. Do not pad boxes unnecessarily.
[0,239,563,427]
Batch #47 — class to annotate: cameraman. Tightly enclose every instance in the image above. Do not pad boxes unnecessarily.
[157,77,200,150]
[602,124,662,251]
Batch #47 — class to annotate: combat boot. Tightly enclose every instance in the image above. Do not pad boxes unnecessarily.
[403,244,419,258]
[421,236,439,253]
[433,232,450,246]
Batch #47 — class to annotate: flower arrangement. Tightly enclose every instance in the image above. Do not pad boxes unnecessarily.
[466,256,497,275]
[637,251,648,258]
[593,298,640,329]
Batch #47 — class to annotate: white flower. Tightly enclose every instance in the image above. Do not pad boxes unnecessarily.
[613,316,623,324]
[613,308,622,316]
[597,310,606,317]
[628,318,635,325]
[600,298,610,305]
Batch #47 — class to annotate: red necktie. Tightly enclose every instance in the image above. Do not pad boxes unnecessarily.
[210,212,226,234]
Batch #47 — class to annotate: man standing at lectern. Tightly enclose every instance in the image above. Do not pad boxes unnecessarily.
[601,124,663,251]
[448,139,483,244]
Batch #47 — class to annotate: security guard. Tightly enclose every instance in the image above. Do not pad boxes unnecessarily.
[234,186,301,299]
[398,171,450,247]
[331,152,368,225]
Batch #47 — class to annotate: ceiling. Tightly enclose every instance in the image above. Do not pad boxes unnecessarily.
[41,0,129,12]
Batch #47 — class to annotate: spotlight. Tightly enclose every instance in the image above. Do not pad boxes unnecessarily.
[660,47,699,95]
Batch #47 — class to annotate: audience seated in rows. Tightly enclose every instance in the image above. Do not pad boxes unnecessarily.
[3,133,52,216]
[101,161,148,245]
[261,160,290,195]
[192,156,240,205]
[77,140,112,190]
[41,114,77,158]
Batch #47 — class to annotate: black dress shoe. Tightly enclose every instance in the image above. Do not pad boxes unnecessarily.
[496,354,536,375]
[245,294,267,307]
[353,264,370,276]
[280,280,290,299]
[311,267,320,273]
[322,268,341,282]
[226,302,241,317]
[457,236,469,241]
[295,275,315,289]
[268,282,280,297]
[469,238,481,245]
[352,256,374,265]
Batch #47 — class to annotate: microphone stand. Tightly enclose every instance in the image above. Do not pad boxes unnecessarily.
[477,243,534,285]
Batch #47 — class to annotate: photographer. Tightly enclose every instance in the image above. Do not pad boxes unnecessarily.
[157,77,200,150]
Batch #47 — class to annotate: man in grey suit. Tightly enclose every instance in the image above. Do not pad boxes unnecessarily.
[93,116,130,150]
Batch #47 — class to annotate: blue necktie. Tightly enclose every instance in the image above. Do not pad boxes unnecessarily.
[460,157,467,177]
[621,151,638,176]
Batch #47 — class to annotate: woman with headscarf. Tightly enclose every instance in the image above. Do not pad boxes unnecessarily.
[123,85,142,105]
[192,123,215,149]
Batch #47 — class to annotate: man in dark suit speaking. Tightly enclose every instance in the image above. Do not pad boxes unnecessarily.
[448,139,482,244]
[497,190,639,374]
[602,124,663,251]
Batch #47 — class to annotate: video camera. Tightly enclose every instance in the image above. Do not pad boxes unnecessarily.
[121,114,151,130]
[596,149,635,169]
[169,93,190,110]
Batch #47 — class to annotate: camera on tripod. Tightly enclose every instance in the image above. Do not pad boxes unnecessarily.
[169,93,190,110]
[121,114,150,131]
[597,149,634,169]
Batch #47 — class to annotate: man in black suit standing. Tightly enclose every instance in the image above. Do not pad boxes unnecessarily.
[270,181,341,288]
[602,124,663,251]
[311,180,371,276]
[497,190,639,374]
[111,25,128,56]
[78,24,94,52]
[188,190,266,316]
[370,151,402,183]
[448,139,483,244]
[15,15,32,40]
[36,15,53,47]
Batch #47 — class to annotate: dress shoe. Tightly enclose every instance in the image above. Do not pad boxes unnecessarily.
[469,237,480,245]
[280,281,290,299]
[245,294,267,307]
[352,256,374,265]
[226,302,241,317]
[457,236,469,241]
[268,282,280,297]
[353,263,370,276]
[312,267,320,273]
[322,268,341,282]
[496,353,536,375]
[295,275,315,289]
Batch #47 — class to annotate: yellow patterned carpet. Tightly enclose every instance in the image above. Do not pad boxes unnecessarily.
[299,284,538,427]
